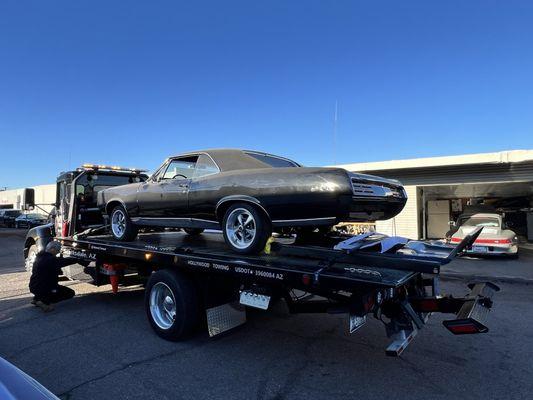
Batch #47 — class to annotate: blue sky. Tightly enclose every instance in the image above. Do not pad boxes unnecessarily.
[1,0,532,188]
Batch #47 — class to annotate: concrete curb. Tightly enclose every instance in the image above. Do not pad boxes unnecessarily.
[440,271,533,284]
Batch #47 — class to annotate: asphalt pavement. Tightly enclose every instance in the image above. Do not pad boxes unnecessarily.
[441,247,533,284]
[1,229,533,400]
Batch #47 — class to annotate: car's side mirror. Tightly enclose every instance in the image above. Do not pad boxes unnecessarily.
[448,220,456,227]
[22,188,35,211]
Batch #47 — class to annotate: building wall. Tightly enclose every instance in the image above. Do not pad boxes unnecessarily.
[375,185,419,239]
[0,184,56,214]
[352,162,533,186]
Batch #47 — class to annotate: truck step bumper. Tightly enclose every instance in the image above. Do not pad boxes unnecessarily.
[443,282,500,335]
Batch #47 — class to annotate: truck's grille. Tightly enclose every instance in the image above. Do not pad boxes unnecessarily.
[351,178,403,198]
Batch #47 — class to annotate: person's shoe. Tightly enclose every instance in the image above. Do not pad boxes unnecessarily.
[35,301,54,312]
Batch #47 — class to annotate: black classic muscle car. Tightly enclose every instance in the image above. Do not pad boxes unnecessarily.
[97,149,407,253]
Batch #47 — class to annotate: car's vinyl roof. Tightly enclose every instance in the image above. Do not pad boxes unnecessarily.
[170,149,298,172]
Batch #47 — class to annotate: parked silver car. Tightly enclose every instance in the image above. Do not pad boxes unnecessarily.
[449,212,518,256]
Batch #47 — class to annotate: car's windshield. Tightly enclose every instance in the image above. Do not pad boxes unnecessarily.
[459,216,500,228]
[244,152,299,168]
[5,211,21,217]
[26,214,46,219]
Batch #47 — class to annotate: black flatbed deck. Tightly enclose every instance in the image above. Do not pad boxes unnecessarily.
[58,231,451,290]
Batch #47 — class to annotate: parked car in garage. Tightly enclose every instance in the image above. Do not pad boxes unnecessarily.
[448,212,518,256]
[14,213,48,229]
[98,149,407,253]
[0,209,22,227]
[0,356,59,399]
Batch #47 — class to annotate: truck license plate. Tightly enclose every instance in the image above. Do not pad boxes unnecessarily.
[240,291,270,310]
[472,245,488,253]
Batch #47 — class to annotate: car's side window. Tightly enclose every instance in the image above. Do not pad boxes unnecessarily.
[162,157,198,180]
[193,154,220,179]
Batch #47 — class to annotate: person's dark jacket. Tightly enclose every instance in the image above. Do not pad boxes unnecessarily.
[28,252,77,296]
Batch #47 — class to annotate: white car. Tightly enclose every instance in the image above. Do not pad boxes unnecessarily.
[449,212,518,256]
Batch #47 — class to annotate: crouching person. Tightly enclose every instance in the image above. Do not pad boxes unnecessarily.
[29,241,76,312]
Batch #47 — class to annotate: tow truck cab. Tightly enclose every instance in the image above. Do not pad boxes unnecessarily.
[24,164,148,255]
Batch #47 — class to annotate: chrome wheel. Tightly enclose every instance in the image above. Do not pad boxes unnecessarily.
[149,282,177,330]
[111,209,127,238]
[225,208,256,249]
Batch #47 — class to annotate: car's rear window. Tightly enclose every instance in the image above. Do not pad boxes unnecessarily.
[459,217,500,227]
[244,152,299,168]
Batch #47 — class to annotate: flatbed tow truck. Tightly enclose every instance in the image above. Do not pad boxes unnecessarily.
[23,164,500,356]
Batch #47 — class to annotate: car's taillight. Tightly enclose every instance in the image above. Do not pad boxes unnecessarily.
[450,237,511,244]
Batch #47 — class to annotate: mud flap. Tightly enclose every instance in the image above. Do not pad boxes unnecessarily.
[206,302,246,337]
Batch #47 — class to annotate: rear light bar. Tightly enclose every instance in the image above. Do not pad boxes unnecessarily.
[80,163,146,173]
[450,237,511,245]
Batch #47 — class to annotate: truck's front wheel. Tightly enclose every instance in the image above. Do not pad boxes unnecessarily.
[25,244,38,273]
[145,269,200,341]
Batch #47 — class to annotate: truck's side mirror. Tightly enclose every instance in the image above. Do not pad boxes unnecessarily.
[22,188,35,211]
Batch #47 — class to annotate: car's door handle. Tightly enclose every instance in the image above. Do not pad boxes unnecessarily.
[178,183,189,188]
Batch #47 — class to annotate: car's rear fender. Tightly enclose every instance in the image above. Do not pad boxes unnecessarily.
[215,195,270,221]
[198,167,352,221]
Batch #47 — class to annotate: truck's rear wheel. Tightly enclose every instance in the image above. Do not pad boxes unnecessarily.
[145,269,200,341]
[110,205,138,241]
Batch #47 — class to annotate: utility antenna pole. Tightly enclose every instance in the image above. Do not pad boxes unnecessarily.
[333,100,338,165]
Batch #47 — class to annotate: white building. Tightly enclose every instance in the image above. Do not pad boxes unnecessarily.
[336,150,533,241]
[0,184,56,214]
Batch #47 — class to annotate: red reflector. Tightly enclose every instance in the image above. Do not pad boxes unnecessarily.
[61,221,69,237]
[302,274,312,285]
[448,324,479,334]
